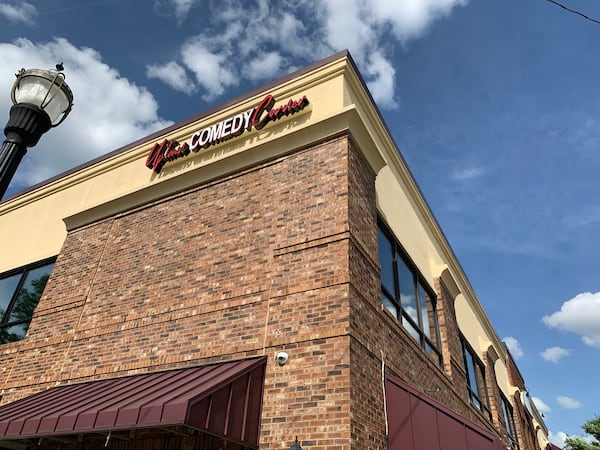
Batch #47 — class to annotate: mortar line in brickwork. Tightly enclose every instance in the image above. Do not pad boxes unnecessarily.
[270,332,350,350]
[273,230,349,255]
[0,350,17,394]
[55,218,117,384]
[261,280,273,354]
[267,281,350,301]
[348,232,380,275]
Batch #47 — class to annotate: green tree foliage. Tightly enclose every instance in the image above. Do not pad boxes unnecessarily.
[11,275,49,321]
[0,274,48,344]
[565,416,600,450]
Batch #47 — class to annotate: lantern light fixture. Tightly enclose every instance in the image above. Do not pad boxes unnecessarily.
[0,64,73,199]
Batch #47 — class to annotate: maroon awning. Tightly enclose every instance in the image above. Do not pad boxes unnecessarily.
[385,372,507,450]
[0,357,265,447]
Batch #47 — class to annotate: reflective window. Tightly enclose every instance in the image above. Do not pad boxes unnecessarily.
[501,393,519,448]
[378,221,442,366]
[461,337,492,420]
[378,228,395,296]
[398,259,418,323]
[0,259,55,344]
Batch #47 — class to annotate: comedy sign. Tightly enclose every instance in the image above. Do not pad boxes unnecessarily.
[145,94,309,173]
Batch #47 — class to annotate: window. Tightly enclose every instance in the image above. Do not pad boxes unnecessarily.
[501,392,519,449]
[378,222,442,366]
[0,258,55,344]
[461,337,492,419]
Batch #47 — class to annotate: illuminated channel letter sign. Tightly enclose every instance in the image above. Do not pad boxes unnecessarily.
[145,94,309,173]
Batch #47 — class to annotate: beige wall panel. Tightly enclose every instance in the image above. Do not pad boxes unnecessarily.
[455,293,496,353]
[376,165,446,284]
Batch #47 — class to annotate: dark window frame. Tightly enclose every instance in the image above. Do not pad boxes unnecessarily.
[0,257,55,344]
[377,220,443,367]
[500,391,520,449]
[461,336,492,420]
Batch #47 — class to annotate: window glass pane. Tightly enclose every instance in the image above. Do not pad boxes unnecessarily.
[464,349,479,396]
[419,285,441,348]
[477,366,491,414]
[402,313,421,342]
[8,264,53,324]
[0,323,29,344]
[425,341,434,356]
[502,397,518,446]
[426,344,442,366]
[381,292,398,318]
[378,229,395,295]
[0,274,21,322]
[397,259,417,323]
[418,283,431,336]
[502,397,512,435]
[471,393,482,410]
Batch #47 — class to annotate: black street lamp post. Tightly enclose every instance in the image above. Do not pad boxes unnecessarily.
[0,65,73,200]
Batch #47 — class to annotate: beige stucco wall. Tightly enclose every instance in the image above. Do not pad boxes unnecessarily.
[376,165,447,282]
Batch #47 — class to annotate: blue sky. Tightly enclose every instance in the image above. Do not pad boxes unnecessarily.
[1,0,599,446]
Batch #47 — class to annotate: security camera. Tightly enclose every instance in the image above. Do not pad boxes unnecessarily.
[275,351,289,365]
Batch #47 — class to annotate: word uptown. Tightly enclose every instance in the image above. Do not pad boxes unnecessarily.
[145,94,310,173]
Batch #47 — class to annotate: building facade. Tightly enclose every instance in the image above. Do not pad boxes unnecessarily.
[0,52,552,449]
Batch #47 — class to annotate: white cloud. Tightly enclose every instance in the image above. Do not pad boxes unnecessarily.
[364,52,397,110]
[543,292,600,348]
[0,38,171,191]
[0,1,37,26]
[153,0,199,22]
[246,52,284,82]
[368,0,469,43]
[540,346,571,363]
[146,61,195,94]
[146,0,467,109]
[503,336,524,359]
[322,0,467,52]
[319,0,467,105]
[452,166,485,181]
[556,395,582,409]
[322,0,374,60]
[147,1,323,102]
[181,37,238,102]
[169,0,196,19]
[549,431,568,448]
[269,12,316,60]
[531,396,551,413]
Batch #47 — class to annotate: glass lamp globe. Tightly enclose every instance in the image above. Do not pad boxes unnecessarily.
[10,67,73,127]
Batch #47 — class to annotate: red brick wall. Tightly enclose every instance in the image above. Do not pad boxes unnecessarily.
[506,350,539,450]
[0,135,356,449]
[0,132,509,449]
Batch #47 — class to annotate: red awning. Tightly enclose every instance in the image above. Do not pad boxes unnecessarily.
[0,357,265,447]
[385,372,507,450]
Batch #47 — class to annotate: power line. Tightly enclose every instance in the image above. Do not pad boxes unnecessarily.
[545,0,600,25]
